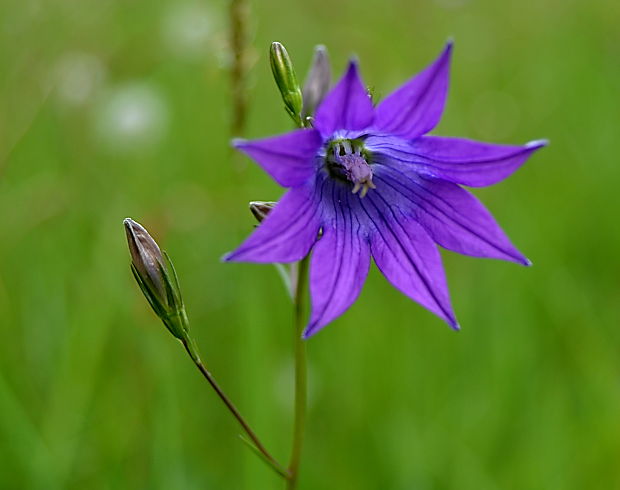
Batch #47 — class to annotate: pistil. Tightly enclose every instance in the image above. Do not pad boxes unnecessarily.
[327,140,376,197]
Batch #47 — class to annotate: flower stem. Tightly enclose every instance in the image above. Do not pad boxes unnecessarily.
[286,255,309,489]
[229,0,250,137]
[181,337,289,479]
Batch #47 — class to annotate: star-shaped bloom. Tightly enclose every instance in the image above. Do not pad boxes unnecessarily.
[225,41,546,338]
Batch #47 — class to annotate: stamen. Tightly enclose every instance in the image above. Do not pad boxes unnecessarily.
[352,179,376,198]
[325,138,376,198]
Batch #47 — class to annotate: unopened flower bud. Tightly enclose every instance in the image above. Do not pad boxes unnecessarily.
[249,201,276,223]
[124,218,188,340]
[302,45,331,120]
[125,218,165,298]
[270,42,303,126]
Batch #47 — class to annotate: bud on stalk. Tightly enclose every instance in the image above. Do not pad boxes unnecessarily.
[249,201,276,224]
[124,218,189,342]
[270,42,303,126]
[302,45,331,120]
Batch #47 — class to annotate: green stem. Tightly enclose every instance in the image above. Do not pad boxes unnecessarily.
[181,338,289,479]
[286,255,309,489]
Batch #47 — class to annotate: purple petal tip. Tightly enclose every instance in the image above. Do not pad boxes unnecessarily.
[344,57,360,75]
[231,138,246,149]
[448,318,461,331]
[302,322,320,339]
[221,252,235,262]
[526,139,549,150]
[440,39,454,57]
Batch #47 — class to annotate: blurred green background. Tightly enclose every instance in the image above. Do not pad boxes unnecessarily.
[1,0,619,488]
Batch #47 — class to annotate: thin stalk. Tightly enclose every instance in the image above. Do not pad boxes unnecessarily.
[181,338,289,479]
[286,255,309,489]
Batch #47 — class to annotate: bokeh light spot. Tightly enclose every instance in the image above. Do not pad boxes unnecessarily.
[94,83,168,155]
[161,3,220,61]
[52,52,106,106]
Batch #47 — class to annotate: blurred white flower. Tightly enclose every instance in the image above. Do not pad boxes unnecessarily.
[94,83,168,154]
[52,52,106,106]
[161,3,219,61]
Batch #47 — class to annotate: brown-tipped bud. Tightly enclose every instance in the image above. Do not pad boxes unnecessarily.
[249,201,276,223]
[302,45,331,119]
[124,218,166,302]
[124,218,187,340]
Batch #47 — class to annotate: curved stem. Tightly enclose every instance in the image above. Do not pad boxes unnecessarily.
[182,338,290,479]
[286,255,309,489]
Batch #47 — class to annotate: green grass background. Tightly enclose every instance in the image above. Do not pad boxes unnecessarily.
[1,0,619,488]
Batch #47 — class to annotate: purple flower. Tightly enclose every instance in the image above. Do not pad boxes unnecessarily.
[225,41,546,338]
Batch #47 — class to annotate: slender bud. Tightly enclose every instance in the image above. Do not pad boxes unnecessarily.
[249,201,276,223]
[124,218,188,341]
[269,42,303,126]
[302,45,331,120]
[125,218,166,299]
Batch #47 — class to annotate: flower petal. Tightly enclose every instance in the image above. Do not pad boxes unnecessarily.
[404,136,547,187]
[375,41,453,139]
[233,129,322,187]
[361,193,458,329]
[373,165,530,265]
[223,184,322,263]
[313,60,374,137]
[304,187,371,338]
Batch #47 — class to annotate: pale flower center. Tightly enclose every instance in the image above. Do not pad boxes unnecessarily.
[325,139,376,197]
